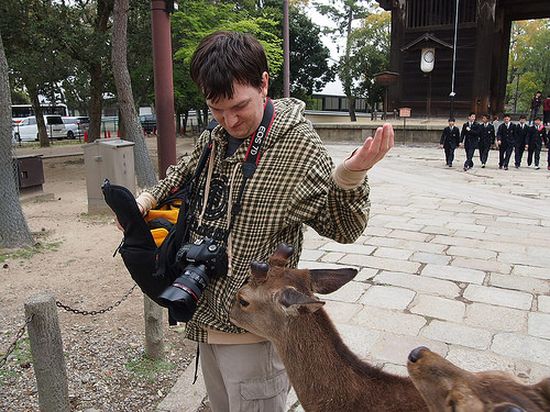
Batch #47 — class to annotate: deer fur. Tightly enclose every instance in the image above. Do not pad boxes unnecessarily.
[407,346,550,412]
[229,244,427,412]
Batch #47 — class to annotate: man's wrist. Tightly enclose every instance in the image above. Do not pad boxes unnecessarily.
[135,192,157,215]
[332,162,368,189]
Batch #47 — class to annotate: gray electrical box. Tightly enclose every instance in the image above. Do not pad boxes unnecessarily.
[83,139,135,213]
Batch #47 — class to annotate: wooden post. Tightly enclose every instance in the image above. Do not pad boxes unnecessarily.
[24,293,69,412]
[144,295,164,360]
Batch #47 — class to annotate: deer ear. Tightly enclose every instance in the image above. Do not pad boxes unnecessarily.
[279,287,325,315]
[309,268,358,294]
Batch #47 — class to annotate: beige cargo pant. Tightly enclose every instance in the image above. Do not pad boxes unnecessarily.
[199,341,290,412]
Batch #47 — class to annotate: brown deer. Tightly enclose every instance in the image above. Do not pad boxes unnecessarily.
[229,244,428,412]
[407,346,550,412]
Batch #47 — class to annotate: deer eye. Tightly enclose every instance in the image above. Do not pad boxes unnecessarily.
[239,298,249,307]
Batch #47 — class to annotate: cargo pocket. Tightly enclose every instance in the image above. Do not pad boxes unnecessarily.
[239,370,288,412]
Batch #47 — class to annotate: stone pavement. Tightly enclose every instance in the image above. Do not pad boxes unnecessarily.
[157,144,550,412]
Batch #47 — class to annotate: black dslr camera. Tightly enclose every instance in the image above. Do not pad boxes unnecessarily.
[158,237,227,322]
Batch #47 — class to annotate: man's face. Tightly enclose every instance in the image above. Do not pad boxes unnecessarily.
[481,116,488,123]
[535,119,542,127]
[207,72,269,139]
[504,116,511,124]
[520,118,526,124]
[448,121,454,127]
[468,114,475,122]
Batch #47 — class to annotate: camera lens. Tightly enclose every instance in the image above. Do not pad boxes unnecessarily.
[158,264,210,322]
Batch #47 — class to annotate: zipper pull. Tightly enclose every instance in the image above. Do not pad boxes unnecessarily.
[113,238,124,257]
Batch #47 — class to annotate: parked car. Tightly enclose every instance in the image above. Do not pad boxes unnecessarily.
[62,116,89,139]
[12,115,66,142]
[139,114,157,134]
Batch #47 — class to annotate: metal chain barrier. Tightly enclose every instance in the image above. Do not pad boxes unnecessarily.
[1,285,137,368]
[0,314,34,369]
[55,284,137,316]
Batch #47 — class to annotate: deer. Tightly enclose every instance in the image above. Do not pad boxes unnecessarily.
[407,346,550,412]
[229,244,428,412]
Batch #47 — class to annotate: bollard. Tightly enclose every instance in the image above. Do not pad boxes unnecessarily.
[24,293,69,412]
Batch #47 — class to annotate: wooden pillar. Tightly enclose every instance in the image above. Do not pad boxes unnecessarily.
[388,3,405,111]
[472,0,497,115]
[491,9,512,115]
[24,293,69,412]
[144,295,164,360]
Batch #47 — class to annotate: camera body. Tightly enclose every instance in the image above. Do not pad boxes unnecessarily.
[158,237,228,322]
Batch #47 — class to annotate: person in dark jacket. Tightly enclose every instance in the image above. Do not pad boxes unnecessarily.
[477,114,495,168]
[496,114,515,170]
[460,112,480,171]
[440,118,461,167]
[527,117,548,169]
[514,115,529,168]
[529,91,543,124]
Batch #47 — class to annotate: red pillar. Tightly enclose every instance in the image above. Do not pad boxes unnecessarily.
[151,0,177,179]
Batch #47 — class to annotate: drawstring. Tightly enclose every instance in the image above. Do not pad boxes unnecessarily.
[197,139,216,228]
[225,163,241,276]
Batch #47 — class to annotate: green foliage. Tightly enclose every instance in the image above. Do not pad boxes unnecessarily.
[506,19,550,113]
[171,0,283,115]
[269,3,335,99]
[315,1,389,118]
[346,11,390,105]
[125,354,176,382]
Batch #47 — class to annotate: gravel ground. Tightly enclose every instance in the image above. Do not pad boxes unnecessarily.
[1,317,195,411]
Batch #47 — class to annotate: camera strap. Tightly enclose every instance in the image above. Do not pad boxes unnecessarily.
[228,98,276,232]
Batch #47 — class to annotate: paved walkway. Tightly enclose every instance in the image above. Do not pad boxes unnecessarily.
[157,143,550,411]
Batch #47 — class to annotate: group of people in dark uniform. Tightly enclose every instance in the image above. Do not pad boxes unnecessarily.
[440,113,549,171]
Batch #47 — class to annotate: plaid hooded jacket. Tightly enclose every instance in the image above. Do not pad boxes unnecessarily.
[143,98,371,342]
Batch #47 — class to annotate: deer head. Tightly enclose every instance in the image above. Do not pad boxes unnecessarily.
[407,346,550,412]
[229,244,357,341]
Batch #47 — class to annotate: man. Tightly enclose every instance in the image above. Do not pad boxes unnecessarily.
[496,114,515,170]
[132,32,391,412]
[439,117,460,167]
[530,91,543,124]
[477,114,495,168]
[526,117,547,170]
[460,112,480,171]
[514,115,529,168]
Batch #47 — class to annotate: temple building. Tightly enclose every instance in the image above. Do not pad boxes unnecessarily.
[377,0,550,116]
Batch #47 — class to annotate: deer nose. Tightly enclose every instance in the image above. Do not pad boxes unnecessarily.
[408,346,429,363]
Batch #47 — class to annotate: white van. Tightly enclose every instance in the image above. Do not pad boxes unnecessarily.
[12,115,66,142]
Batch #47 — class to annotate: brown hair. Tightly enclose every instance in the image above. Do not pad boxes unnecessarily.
[190,31,268,102]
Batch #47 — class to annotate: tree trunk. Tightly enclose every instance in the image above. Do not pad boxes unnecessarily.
[87,62,103,143]
[343,7,357,122]
[29,86,50,147]
[175,109,181,135]
[111,0,157,189]
[86,0,114,143]
[0,32,33,248]
[183,110,188,135]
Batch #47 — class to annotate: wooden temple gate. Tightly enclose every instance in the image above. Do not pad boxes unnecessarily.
[377,0,550,117]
